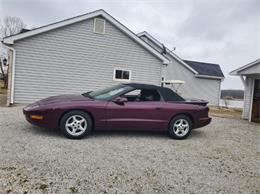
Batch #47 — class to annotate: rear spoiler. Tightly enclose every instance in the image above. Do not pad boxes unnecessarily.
[184,98,208,106]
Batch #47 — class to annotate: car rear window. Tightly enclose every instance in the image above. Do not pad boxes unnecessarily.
[159,87,185,101]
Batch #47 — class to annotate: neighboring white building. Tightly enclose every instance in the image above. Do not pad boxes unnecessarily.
[1,9,224,106]
[230,59,260,122]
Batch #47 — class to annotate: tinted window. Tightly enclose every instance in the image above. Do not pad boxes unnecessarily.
[139,89,161,101]
[123,89,161,102]
[160,87,185,101]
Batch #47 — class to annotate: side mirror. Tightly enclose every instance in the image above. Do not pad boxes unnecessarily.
[113,97,128,105]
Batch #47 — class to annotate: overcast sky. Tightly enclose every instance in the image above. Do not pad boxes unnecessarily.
[0,0,259,89]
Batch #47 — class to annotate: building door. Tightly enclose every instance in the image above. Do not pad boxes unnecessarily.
[251,79,260,122]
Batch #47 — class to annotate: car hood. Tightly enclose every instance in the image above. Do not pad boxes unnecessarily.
[35,94,92,105]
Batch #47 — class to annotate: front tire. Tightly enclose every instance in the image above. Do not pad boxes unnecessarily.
[60,110,92,139]
[168,115,192,139]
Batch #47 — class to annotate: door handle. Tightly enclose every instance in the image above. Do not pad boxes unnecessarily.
[155,107,163,110]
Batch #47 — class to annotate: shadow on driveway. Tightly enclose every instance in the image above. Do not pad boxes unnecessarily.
[26,123,206,140]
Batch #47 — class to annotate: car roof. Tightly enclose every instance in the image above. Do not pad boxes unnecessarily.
[123,83,185,101]
[123,83,162,90]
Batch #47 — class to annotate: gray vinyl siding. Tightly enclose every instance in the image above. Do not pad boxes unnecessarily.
[242,77,253,119]
[13,17,162,103]
[139,36,163,52]
[164,57,221,106]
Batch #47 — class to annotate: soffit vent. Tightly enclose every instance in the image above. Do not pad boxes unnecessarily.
[94,18,105,34]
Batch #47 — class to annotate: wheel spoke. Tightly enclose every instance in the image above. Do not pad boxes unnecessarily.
[66,123,73,127]
[71,128,76,133]
[78,125,85,131]
[79,118,85,123]
[73,116,79,122]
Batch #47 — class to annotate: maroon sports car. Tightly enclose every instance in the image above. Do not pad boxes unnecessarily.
[23,83,211,139]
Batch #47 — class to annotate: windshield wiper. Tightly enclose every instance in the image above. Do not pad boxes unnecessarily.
[82,91,93,99]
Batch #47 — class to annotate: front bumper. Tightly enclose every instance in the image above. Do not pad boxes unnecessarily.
[23,107,57,129]
[23,108,44,127]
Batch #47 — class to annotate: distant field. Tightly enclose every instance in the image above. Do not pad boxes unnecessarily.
[221,89,244,99]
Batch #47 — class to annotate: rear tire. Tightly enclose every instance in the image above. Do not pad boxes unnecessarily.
[168,115,192,139]
[60,110,92,139]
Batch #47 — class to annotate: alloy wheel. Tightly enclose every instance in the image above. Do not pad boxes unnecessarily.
[173,119,189,137]
[65,115,87,136]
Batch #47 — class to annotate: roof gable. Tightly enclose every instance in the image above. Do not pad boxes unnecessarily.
[230,58,260,75]
[2,10,169,65]
[138,31,224,79]
[138,31,198,74]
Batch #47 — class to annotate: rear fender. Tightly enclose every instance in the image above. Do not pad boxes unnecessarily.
[169,113,194,128]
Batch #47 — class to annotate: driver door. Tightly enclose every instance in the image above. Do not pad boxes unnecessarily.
[105,89,165,131]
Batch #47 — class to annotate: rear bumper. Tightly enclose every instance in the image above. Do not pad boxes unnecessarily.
[195,117,211,128]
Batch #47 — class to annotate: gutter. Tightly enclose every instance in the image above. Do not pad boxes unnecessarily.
[1,41,16,105]
[195,74,224,81]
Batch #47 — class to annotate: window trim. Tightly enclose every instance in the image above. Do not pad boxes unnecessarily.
[93,18,106,34]
[113,68,132,82]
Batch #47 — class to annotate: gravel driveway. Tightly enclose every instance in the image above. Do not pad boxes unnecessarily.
[0,106,259,193]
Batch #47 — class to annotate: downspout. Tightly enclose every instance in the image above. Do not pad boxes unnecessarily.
[1,42,16,105]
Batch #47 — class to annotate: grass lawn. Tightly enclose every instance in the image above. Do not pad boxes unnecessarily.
[0,80,7,94]
[209,106,242,119]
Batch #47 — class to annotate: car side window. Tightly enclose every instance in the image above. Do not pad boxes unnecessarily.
[123,89,141,102]
[139,89,161,101]
[123,89,161,102]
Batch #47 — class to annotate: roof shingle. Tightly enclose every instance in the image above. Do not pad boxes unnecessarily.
[183,60,224,78]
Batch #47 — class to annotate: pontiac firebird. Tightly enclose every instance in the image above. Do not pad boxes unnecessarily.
[23,83,211,139]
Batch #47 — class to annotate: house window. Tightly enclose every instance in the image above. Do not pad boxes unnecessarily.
[94,18,105,34]
[113,69,131,81]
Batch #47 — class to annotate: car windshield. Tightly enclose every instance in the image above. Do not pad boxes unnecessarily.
[83,85,130,100]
